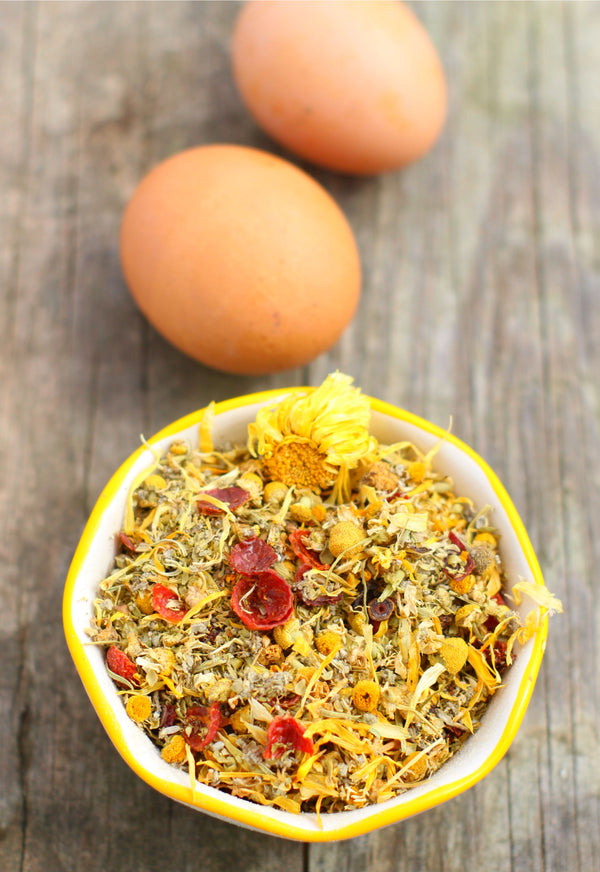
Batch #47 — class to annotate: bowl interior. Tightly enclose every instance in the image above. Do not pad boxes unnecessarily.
[64,393,546,841]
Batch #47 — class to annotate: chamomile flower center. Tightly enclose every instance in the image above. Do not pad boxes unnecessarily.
[262,440,333,491]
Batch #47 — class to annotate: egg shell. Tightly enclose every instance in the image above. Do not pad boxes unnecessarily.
[120,145,361,375]
[231,0,447,176]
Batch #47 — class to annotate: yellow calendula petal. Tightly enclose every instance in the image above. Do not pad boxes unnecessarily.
[273,795,302,814]
[467,645,501,693]
[185,742,196,793]
[160,674,184,699]
[511,580,564,614]
[199,401,215,453]
[124,463,159,535]
[180,590,228,624]
[295,750,325,783]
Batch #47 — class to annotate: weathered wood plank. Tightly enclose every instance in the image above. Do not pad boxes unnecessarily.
[0,3,42,869]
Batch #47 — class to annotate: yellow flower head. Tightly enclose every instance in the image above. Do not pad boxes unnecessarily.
[161,734,187,763]
[352,679,380,712]
[315,631,343,657]
[125,695,152,723]
[248,372,377,502]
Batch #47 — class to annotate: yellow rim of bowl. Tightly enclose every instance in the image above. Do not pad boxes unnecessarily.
[63,388,548,842]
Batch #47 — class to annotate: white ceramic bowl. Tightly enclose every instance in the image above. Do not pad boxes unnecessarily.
[63,389,547,841]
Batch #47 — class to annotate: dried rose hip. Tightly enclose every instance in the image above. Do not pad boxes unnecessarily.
[367,597,394,622]
[263,716,314,760]
[289,528,329,570]
[230,537,278,574]
[161,704,177,728]
[486,640,509,673]
[185,703,223,751]
[106,646,138,685]
[152,583,188,622]
[231,570,293,630]
[118,532,140,553]
[197,486,251,515]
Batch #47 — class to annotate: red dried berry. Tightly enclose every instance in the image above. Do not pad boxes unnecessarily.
[106,646,138,685]
[152,583,188,623]
[230,537,278,574]
[231,570,294,630]
[197,486,251,515]
[486,640,509,673]
[161,704,177,728]
[263,716,314,760]
[289,528,329,570]
[485,593,508,631]
[118,532,139,553]
[184,703,223,751]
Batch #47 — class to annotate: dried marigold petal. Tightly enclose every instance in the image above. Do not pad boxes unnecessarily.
[404,751,428,782]
[440,637,469,674]
[352,679,380,712]
[229,705,252,733]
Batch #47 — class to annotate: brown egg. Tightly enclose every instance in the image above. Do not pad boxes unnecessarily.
[120,145,361,374]
[231,0,447,176]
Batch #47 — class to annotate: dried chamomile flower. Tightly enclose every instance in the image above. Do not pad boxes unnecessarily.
[328,521,365,559]
[315,631,342,656]
[352,680,380,712]
[448,573,476,595]
[248,372,377,501]
[126,695,152,723]
[161,734,187,764]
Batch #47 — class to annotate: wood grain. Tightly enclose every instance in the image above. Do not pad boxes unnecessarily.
[0,2,598,870]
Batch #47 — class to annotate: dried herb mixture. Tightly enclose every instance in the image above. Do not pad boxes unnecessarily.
[88,373,562,814]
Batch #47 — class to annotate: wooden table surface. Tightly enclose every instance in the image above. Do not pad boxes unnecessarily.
[1,2,598,870]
